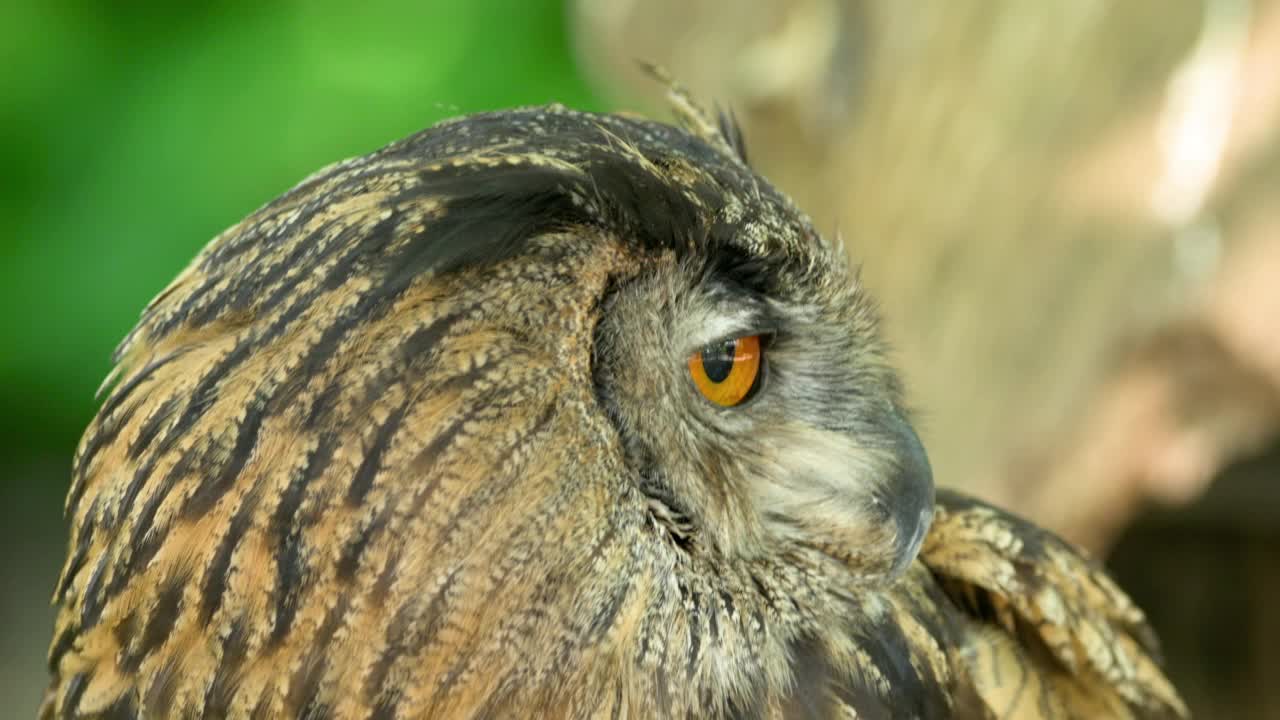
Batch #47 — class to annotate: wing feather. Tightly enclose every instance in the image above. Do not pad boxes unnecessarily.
[919,489,1188,719]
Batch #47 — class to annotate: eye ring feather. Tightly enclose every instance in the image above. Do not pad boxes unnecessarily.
[687,334,765,407]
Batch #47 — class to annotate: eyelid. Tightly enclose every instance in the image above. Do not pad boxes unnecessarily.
[686,302,776,351]
[686,327,774,356]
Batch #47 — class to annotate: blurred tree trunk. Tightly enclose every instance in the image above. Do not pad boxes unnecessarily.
[573,0,1280,551]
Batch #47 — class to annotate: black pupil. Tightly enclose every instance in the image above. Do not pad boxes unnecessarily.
[700,340,737,383]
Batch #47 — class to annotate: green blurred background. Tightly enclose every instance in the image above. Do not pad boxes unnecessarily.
[1,0,597,709]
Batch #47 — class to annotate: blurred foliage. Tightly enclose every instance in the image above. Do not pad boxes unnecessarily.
[0,0,599,465]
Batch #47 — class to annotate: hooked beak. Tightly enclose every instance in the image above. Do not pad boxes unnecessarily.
[878,411,935,580]
[754,410,936,584]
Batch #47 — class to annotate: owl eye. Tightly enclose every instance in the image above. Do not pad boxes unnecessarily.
[687,334,764,407]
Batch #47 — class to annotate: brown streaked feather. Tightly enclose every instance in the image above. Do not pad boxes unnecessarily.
[43,103,1185,719]
[918,489,1189,719]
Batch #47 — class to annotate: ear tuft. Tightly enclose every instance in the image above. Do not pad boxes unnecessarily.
[636,62,750,165]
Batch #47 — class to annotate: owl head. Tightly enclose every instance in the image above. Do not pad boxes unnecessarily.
[53,90,935,715]
[588,127,934,579]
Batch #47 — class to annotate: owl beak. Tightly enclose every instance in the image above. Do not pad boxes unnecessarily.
[880,411,935,580]
[758,411,937,583]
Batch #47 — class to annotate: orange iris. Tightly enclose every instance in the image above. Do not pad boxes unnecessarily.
[687,334,763,407]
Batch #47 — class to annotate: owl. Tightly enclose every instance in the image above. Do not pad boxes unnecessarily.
[43,86,1187,719]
